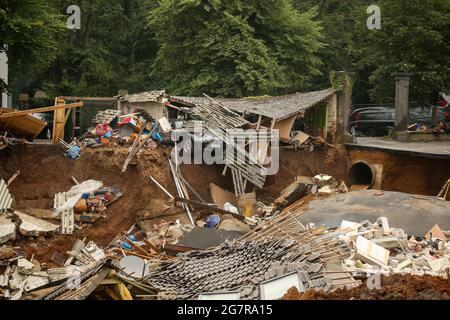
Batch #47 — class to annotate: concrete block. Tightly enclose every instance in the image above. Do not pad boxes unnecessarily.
[396,259,412,270]
[8,271,25,290]
[24,275,49,292]
[355,236,390,267]
[15,211,59,237]
[0,215,16,244]
[372,236,400,249]
[318,186,334,195]
[376,217,390,235]
[0,274,8,287]
[17,258,34,274]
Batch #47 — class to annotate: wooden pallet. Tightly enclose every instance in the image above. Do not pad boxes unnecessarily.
[53,192,75,235]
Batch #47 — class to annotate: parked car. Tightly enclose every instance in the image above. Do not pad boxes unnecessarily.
[32,112,54,139]
[348,107,395,137]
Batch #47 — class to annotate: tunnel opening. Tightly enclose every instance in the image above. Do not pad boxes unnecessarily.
[348,161,375,187]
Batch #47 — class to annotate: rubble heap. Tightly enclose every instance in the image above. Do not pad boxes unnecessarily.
[337,218,450,278]
[144,221,360,300]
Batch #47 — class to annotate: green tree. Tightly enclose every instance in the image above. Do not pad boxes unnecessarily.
[148,0,324,97]
[361,0,450,104]
[0,0,66,94]
[293,0,372,103]
[15,0,159,98]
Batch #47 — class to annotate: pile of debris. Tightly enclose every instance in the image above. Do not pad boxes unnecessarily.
[51,179,124,234]
[337,218,450,278]
[269,174,348,216]
[61,108,173,161]
[140,206,362,300]
[0,239,106,300]
[288,131,335,151]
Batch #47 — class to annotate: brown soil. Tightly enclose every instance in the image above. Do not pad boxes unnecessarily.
[0,144,350,266]
[0,145,225,265]
[348,150,450,196]
[283,274,450,300]
[260,145,348,202]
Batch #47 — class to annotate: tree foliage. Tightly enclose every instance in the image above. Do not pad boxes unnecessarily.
[39,0,159,97]
[295,0,450,104]
[148,0,324,97]
[0,0,66,94]
[361,0,450,104]
[2,0,449,104]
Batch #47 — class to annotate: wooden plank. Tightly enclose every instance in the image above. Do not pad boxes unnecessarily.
[0,102,84,119]
[100,278,123,285]
[60,96,116,102]
[163,243,200,255]
[144,239,160,254]
[53,98,66,144]
[115,283,133,300]
[123,235,152,256]
[174,197,244,220]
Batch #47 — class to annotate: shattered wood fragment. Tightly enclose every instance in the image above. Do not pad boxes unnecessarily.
[7,171,20,187]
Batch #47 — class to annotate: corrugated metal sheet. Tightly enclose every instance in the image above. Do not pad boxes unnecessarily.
[0,179,12,212]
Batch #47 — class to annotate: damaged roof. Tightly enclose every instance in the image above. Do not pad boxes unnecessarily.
[172,88,336,121]
[120,90,167,103]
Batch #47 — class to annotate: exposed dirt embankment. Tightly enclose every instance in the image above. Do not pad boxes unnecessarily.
[348,150,450,196]
[260,145,348,202]
[0,144,347,264]
[0,145,225,264]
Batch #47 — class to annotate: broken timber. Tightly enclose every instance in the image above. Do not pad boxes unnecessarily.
[190,98,269,194]
[174,197,245,220]
[0,102,84,119]
[168,159,195,226]
[121,122,159,173]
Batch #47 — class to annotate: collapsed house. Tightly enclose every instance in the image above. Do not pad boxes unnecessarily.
[170,88,339,144]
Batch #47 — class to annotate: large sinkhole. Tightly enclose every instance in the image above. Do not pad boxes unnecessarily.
[348,161,375,187]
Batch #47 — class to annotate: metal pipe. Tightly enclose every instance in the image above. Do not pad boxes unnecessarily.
[149,175,174,199]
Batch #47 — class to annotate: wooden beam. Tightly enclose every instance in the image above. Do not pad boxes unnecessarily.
[144,239,160,254]
[163,243,200,255]
[104,286,121,300]
[0,102,84,119]
[115,283,133,300]
[174,197,244,220]
[53,98,66,144]
[60,96,116,102]
[100,278,123,285]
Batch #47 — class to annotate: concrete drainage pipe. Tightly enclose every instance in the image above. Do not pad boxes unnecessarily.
[348,161,378,188]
